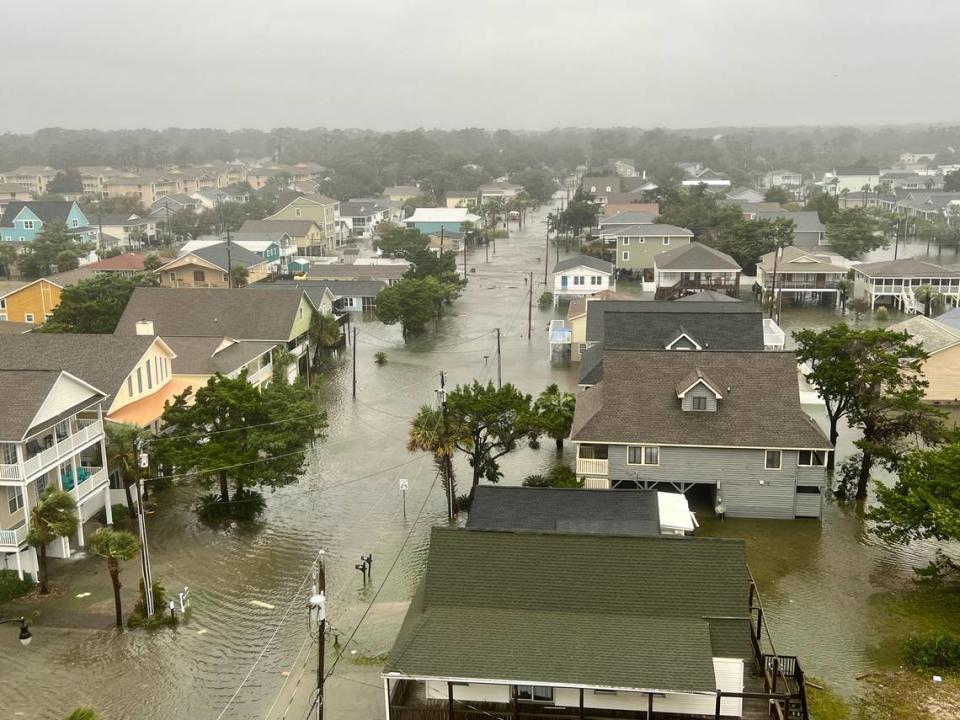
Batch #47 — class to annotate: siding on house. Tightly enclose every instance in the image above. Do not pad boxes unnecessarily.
[680,383,718,412]
[0,279,62,323]
[604,444,826,519]
[617,235,691,271]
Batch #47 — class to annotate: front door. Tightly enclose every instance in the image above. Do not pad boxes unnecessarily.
[560,275,568,289]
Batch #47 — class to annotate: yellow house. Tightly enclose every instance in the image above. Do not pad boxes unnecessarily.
[0,263,104,325]
[157,242,270,288]
[265,193,338,250]
[566,290,628,361]
[889,315,960,404]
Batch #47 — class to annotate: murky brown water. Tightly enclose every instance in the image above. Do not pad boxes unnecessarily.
[1,206,959,718]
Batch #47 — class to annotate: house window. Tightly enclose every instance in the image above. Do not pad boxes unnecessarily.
[36,475,48,496]
[222,273,230,283]
[168,272,177,283]
[692,396,708,411]
[299,305,304,319]
[7,485,24,514]
[516,686,554,702]
[136,367,143,393]
[24,313,34,324]
[72,219,79,227]
[1,443,16,464]
[146,361,153,389]
[628,446,659,465]
[798,450,826,466]
[622,251,630,261]
[622,238,630,246]
[663,238,670,245]
[295,208,302,217]
[193,270,205,283]
[590,276,601,285]
[765,450,782,469]
[22,220,34,229]
[127,376,133,396]
[577,343,587,354]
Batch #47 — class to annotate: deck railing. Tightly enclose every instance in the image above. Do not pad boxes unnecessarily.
[575,458,608,475]
[21,420,104,479]
[0,523,28,548]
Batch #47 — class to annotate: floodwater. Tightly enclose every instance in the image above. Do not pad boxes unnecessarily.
[1,204,959,718]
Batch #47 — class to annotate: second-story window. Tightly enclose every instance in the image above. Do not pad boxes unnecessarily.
[23,220,34,229]
[0,443,16,465]
[765,450,782,469]
[7,485,24,514]
[136,367,143,394]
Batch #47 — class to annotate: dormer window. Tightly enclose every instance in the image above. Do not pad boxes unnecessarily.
[676,368,723,412]
[666,330,703,350]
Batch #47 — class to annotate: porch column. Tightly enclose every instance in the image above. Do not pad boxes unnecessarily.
[447,682,454,720]
[578,688,584,720]
[714,690,722,719]
[14,545,23,581]
[22,492,38,584]
[382,678,391,720]
[99,433,112,526]
[647,691,654,719]
[71,454,83,548]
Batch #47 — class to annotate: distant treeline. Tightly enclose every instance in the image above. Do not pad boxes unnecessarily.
[4,125,960,196]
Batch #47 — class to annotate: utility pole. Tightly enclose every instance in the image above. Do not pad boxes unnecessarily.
[308,553,326,720]
[225,223,233,289]
[438,371,454,521]
[527,271,533,340]
[352,326,357,399]
[544,229,550,287]
[485,238,489,263]
[439,225,444,257]
[496,328,502,388]
[769,243,780,320]
[462,232,467,277]
[134,438,154,616]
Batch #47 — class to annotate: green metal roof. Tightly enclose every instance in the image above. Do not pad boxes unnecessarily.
[386,528,753,693]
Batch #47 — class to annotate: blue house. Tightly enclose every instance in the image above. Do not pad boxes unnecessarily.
[403,207,481,236]
[0,201,97,245]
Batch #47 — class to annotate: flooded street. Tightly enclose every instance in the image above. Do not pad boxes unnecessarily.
[2,205,960,718]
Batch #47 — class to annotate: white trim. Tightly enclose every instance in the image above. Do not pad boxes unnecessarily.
[571,440,834,452]
[665,332,704,352]
[764,449,782,470]
[626,445,660,466]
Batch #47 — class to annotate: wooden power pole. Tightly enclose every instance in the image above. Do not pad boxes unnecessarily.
[496,328,502,388]
[527,271,533,340]
[352,326,357,399]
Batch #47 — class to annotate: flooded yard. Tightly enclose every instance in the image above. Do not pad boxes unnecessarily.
[1,206,959,718]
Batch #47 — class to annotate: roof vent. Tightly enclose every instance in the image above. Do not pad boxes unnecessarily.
[135,319,154,336]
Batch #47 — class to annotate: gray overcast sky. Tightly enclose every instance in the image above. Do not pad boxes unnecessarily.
[10,0,960,132]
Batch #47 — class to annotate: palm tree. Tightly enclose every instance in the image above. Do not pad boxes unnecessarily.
[407,405,461,508]
[914,284,944,317]
[309,312,342,364]
[534,384,576,451]
[27,488,79,594]
[90,527,141,628]
[836,278,852,314]
[104,422,142,521]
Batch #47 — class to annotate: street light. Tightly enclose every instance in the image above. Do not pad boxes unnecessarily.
[0,617,32,646]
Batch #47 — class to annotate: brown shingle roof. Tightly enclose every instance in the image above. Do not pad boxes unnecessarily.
[571,350,830,449]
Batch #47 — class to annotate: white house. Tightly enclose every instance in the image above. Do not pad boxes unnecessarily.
[551,255,615,306]
[822,166,880,195]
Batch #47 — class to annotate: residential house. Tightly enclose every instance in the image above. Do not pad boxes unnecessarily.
[0,184,35,213]
[725,187,765,203]
[190,188,250,209]
[718,200,785,220]
[756,246,849,308]
[888,315,960,405]
[0,166,58,195]
[77,166,129,196]
[150,193,203,217]
[384,527,809,720]
[601,199,660,216]
[551,255,616,306]
[97,213,156,248]
[300,261,408,286]
[444,190,479,208]
[246,163,324,190]
[0,201,98,245]
[163,336,279,392]
[681,168,732,190]
[560,290,630,361]
[338,199,392,239]
[754,210,827,248]
[602,224,694,276]
[467,485,697,536]
[403,207,481,235]
[597,210,657,233]
[239,219,327,256]
[0,370,111,581]
[157,242,270,288]
[571,350,832,518]
[652,242,741,300]
[757,169,803,190]
[823,166,880,195]
[81,253,149,277]
[478,181,522,203]
[266,193,338,251]
[115,287,316,381]
[581,176,622,205]
[575,301,765,386]
[184,231,296,272]
[852,258,960,312]
[895,191,960,221]
[382,186,420,204]
[880,171,943,192]
[900,152,937,166]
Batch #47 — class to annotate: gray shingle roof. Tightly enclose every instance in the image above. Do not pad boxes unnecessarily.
[887,315,960,355]
[115,287,305,341]
[0,370,63,441]
[239,219,320,237]
[571,350,831,449]
[654,242,741,272]
[250,278,386,299]
[754,210,825,233]
[386,528,752,692]
[853,258,960,278]
[0,201,79,227]
[162,337,277,375]
[675,290,741,303]
[467,486,661,535]
[185,242,266,271]
[599,223,693,238]
[599,211,657,225]
[552,254,614,274]
[0,335,155,408]
[585,300,764,346]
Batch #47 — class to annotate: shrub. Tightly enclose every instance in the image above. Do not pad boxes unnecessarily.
[66,709,101,720]
[875,305,890,320]
[374,351,388,365]
[904,632,960,671]
[522,465,582,488]
[538,291,553,309]
[0,569,33,603]
[196,488,266,523]
[97,503,129,526]
[128,578,178,629]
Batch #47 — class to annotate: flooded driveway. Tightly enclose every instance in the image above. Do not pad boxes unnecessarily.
[1,204,958,718]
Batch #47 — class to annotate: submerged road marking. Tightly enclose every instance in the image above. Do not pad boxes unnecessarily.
[75,592,91,598]
[250,600,276,610]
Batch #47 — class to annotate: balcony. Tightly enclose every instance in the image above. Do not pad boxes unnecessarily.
[20,420,104,480]
[70,468,108,503]
[548,320,572,344]
[576,457,608,476]
[0,523,28,549]
[248,363,274,385]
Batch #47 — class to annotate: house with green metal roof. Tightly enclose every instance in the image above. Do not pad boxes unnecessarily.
[384,527,809,720]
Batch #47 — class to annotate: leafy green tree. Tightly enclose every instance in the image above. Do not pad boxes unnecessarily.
[27,488,79,594]
[90,527,141,628]
[561,191,601,235]
[39,273,155,333]
[523,465,583,488]
[80,196,149,217]
[804,191,840,224]
[869,442,960,544]
[104,422,146,518]
[228,264,249,288]
[309,312,342,363]
[0,243,17,278]
[836,278,853,314]
[713,217,794,273]
[143,253,163,272]
[375,277,458,339]
[763,186,792,204]
[48,169,83,194]
[407,405,464,509]
[914,284,944,317]
[944,171,960,193]
[17,221,90,277]
[826,209,887,259]
[445,381,541,489]
[155,373,326,513]
[510,169,557,204]
[534,383,576,450]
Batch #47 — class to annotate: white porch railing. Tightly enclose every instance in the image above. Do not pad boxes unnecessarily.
[549,320,572,344]
[22,420,104,479]
[73,468,108,503]
[0,523,28,548]
[576,457,609,475]
[0,464,20,480]
[248,364,273,385]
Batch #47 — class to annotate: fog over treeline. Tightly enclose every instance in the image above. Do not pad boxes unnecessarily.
[5,124,960,192]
